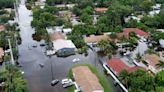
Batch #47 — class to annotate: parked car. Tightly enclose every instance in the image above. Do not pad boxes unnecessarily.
[46,50,56,56]
[63,82,74,88]
[61,79,72,85]
[32,44,37,48]
[72,58,80,63]
[51,79,59,86]
[40,43,46,47]
[39,63,44,68]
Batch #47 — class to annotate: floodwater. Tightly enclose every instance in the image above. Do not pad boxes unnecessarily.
[17,0,121,92]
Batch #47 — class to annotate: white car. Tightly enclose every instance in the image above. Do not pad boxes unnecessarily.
[61,79,72,85]
[72,58,80,63]
[46,50,56,56]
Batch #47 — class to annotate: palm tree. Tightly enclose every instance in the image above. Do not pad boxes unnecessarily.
[135,53,142,62]
[119,70,129,88]
[96,39,113,54]
[156,60,164,69]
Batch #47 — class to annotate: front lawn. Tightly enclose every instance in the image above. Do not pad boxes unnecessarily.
[67,64,112,92]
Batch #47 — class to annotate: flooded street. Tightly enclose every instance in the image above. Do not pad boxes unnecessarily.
[16,0,120,92]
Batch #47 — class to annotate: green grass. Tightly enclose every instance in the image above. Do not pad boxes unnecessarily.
[67,64,112,92]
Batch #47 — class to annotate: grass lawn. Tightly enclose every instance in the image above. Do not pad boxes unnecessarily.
[67,64,112,92]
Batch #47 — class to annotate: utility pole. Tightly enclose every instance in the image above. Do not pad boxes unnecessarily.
[8,38,15,65]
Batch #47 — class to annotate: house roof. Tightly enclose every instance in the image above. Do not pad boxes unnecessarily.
[50,32,65,41]
[63,28,72,33]
[107,58,144,75]
[72,66,103,92]
[144,54,160,69]
[95,8,108,12]
[0,25,5,32]
[107,58,129,74]
[0,48,4,62]
[116,32,129,39]
[52,39,76,51]
[159,39,164,48]
[123,28,148,37]
[84,35,111,43]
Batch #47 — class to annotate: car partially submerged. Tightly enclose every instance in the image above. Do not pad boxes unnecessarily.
[61,78,72,85]
[72,58,80,63]
[51,79,59,86]
[63,82,74,88]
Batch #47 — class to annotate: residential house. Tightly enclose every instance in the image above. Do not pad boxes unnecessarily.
[144,54,162,73]
[72,66,104,92]
[58,10,72,19]
[51,32,76,56]
[117,28,148,39]
[0,25,5,32]
[124,15,144,23]
[84,34,111,44]
[159,39,164,48]
[62,28,72,34]
[55,4,76,9]
[106,58,144,75]
[0,48,4,63]
[94,8,108,13]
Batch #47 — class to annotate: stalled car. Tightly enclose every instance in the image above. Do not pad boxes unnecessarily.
[61,78,72,85]
[51,79,59,86]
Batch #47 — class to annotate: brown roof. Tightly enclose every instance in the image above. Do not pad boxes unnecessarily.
[0,48,4,62]
[50,32,65,41]
[84,35,111,43]
[72,66,103,92]
[0,25,5,32]
[95,8,108,12]
[116,33,129,39]
[144,54,160,68]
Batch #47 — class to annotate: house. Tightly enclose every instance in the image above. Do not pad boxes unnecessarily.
[118,28,148,38]
[46,26,63,33]
[0,25,5,32]
[72,66,104,92]
[144,54,161,73]
[0,48,4,63]
[52,39,76,56]
[106,58,144,75]
[4,8,13,14]
[50,32,65,41]
[84,34,111,44]
[58,10,72,19]
[159,39,164,48]
[55,4,76,9]
[62,28,72,34]
[95,8,108,13]
[124,15,144,23]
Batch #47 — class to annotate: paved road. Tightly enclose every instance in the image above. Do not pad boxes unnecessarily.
[17,1,121,92]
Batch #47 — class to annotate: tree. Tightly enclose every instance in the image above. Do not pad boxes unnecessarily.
[96,39,115,54]
[128,70,154,92]
[114,25,122,33]
[96,23,109,34]
[96,0,111,7]
[79,13,92,24]
[135,53,143,62]
[139,0,153,13]
[156,60,164,69]
[155,0,164,4]
[119,70,129,88]
[82,6,93,15]
[155,70,164,87]
[0,0,14,9]
[44,4,58,14]
[107,52,112,59]
[72,6,81,16]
